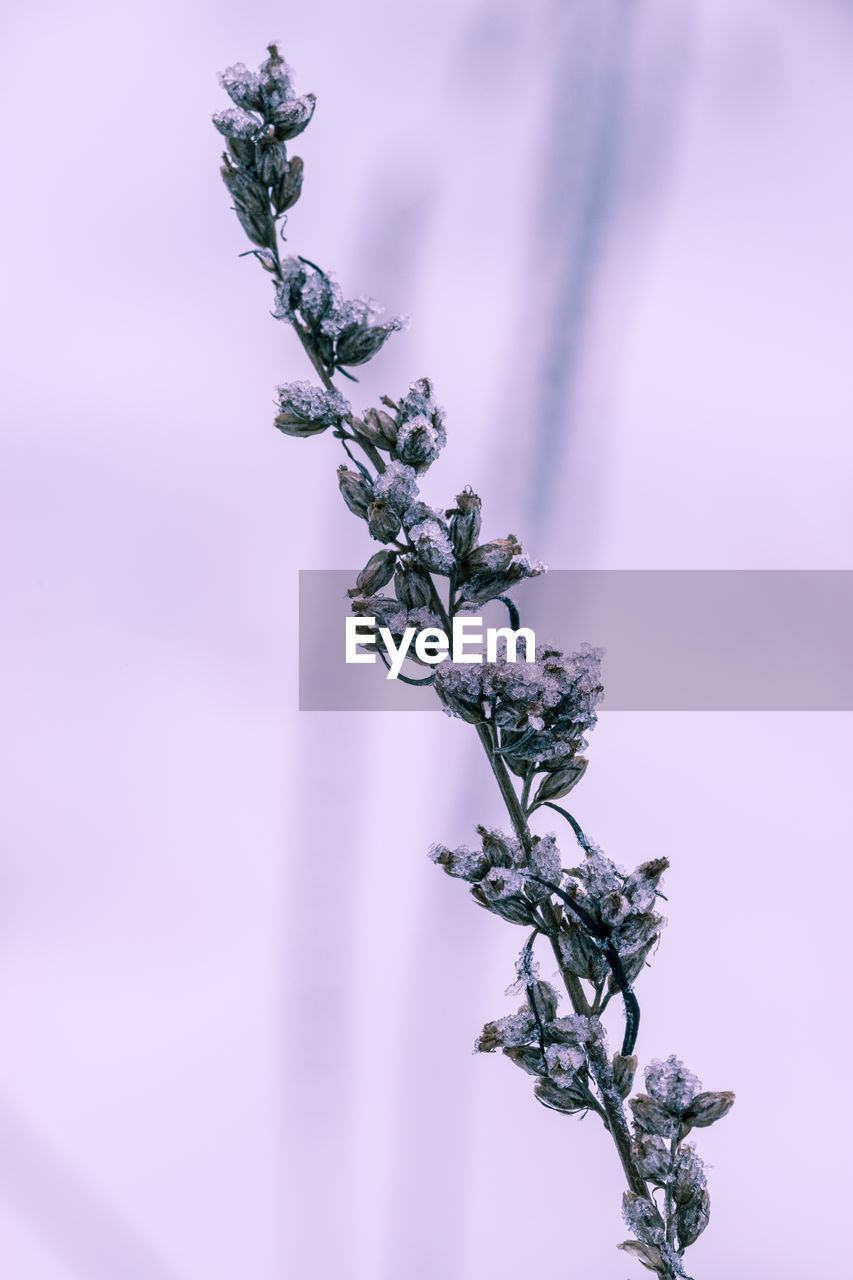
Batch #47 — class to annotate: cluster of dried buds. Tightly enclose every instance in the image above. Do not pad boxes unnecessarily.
[214,45,734,1280]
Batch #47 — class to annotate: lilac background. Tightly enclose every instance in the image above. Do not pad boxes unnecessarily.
[2,1,853,1277]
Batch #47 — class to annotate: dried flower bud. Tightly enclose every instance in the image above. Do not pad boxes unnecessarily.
[503,1045,547,1077]
[645,1056,702,1116]
[612,1052,637,1099]
[676,1187,710,1248]
[273,156,304,212]
[428,843,491,882]
[274,382,350,437]
[600,890,631,928]
[470,881,536,926]
[622,1191,665,1246]
[673,1144,706,1206]
[623,858,669,914]
[632,1133,672,1185]
[531,759,587,806]
[394,565,432,609]
[557,920,608,984]
[477,827,518,869]
[396,413,447,472]
[465,536,522,574]
[681,1090,735,1132]
[475,1008,535,1052]
[337,466,373,519]
[629,1093,677,1138]
[409,516,455,575]
[447,489,482,559]
[367,499,401,543]
[233,204,271,247]
[358,407,399,449]
[534,1076,589,1114]
[259,44,294,107]
[526,979,559,1024]
[348,550,396,598]
[613,912,660,958]
[336,319,406,368]
[255,130,289,185]
[545,1041,586,1087]
[271,93,316,140]
[227,136,256,165]
[219,62,264,112]
[617,1240,666,1273]
[213,106,261,140]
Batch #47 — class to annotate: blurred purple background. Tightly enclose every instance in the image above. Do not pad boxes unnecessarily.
[2,0,852,1276]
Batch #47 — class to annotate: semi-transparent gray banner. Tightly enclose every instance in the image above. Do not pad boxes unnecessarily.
[299,570,853,711]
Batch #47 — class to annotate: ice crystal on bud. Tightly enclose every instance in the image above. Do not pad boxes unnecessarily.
[275,381,350,429]
[545,1041,586,1086]
[213,106,261,139]
[475,1009,536,1052]
[396,413,447,472]
[373,460,419,515]
[408,517,455,574]
[219,62,264,112]
[645,1055,702,1115]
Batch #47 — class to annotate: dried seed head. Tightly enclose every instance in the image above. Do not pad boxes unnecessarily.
[676,1187,711,1249]
[367,499,401,543]
[465,536,522,574]
[349,550,397,597]
[447,488,482,559]
[631,1132,672,1185]
[219,62,264,112]
[373,460,419,516]
[259,44,294,108]
[681,1090,735,1132]
[673,1144,707,1206]
[428,842,491,882]
[474,1007,535,1052]
[526,979,559,1024]
[645,1056,702,1116]
[534,1076,589,1114]
[394,564,432,610]
[531,759,587,807]
[271,93,316,140]
[621,1191,665,1246]
[617,1240,666,1273]
[408,516,455,575]
[557,920,608,984]
[358,407,399,449]
[337,466,373,519]
[274,382,350,437]
[470,881,537,925]
[273,156,304,212]
[213,106,261,140]
[336,319,406,368]
[396,413,447,472]
[612,1052,638,1099]
[254,130,289,185]
[544,1041,586,1087]
[629,1093,678,1139]
[476,827,517,869]
[502,1045,547,1077]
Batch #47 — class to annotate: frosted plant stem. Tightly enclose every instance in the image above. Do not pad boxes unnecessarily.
[212,52,732,1270]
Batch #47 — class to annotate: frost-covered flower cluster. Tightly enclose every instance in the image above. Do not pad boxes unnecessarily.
[434,642,603,769]
[274,381,351,437]
[214,45,735,1280]
[430,825,562,921]
[557,852,668,986]
[620,1056,734,1265]
[273,257,408,374]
